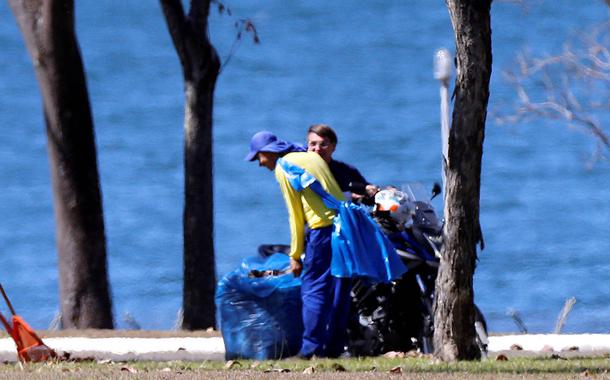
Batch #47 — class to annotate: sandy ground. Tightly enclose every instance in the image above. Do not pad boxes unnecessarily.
[1,331,609,362]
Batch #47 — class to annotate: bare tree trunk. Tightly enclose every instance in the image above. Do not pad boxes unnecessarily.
[160,0,220,330]
[9,0,113,328]
[433,0,492,361]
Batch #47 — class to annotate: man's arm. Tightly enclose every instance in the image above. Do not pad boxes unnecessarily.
[330,159,376,197]
[276,168,306,276]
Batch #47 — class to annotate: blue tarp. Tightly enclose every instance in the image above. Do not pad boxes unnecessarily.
[330,201,407,282]
[277,157,407,283]
[215,253,303,360]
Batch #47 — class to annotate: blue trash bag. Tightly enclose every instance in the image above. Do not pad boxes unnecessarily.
[215,253,303,360]
[331,201,408,283]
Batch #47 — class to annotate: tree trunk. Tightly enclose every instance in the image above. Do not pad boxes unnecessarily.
[9,0,113,328]
[433,0,492,361]
[160,0,220,330]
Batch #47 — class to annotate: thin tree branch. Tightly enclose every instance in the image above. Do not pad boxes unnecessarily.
[160,0,188,62]
[495,20,610,164]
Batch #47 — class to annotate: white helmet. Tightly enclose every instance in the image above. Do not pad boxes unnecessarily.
[374,188,412,225]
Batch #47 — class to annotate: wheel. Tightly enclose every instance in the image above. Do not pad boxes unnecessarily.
[474,305,489,358]
[417,304,489,357]
[418,312,434,354]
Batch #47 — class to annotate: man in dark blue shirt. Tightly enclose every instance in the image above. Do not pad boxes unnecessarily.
[307,124,378,201]
[305,124,379,358]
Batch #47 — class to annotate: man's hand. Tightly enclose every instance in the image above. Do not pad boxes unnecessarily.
[365,184,380,197]
[290,257,303,277]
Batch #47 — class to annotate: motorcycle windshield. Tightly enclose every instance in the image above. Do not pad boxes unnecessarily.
[399,182,443,242]
[401,182,431,203]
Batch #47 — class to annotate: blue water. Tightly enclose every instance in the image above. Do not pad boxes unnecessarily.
[0,1,608,333]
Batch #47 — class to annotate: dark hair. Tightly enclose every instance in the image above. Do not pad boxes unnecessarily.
[307,124,338,145]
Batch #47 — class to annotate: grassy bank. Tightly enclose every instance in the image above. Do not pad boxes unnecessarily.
[1,330,608,378]
[1,354,608,379]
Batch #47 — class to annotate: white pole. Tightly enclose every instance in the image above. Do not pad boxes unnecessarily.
[433,48,452,195]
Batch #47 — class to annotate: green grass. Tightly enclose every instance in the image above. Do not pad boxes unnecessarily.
[1,354,609,377]
[219,355,610,374]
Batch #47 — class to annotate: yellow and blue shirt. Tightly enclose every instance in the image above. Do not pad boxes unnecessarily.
[275,152,344,259]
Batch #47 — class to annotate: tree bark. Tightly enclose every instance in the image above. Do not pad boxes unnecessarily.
[9,0,113,328]
[433,0,492,361]
[160,0,220,330]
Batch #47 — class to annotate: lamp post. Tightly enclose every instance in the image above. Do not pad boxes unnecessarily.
[433,48,452,196]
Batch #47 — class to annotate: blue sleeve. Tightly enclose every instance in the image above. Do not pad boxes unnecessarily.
[329,160,369,192]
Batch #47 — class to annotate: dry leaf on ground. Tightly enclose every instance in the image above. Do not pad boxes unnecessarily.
[224,360,241,369]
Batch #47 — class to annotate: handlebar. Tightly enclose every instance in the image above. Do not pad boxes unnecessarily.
[347,181,376,205]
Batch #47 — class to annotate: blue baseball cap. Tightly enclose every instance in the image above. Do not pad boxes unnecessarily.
[244,131,306,161]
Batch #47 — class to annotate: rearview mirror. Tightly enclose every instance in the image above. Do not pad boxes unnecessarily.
[431,182,442,200]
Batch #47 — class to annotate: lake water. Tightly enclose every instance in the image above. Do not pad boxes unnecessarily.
[0,1,608,333]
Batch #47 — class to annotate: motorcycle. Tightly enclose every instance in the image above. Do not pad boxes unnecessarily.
[257,182,488,357]
[345,182,488,357]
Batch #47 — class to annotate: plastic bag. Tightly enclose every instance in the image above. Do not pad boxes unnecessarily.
[276,157,407,284]
[215,253,303,360]
[331,202,407,283]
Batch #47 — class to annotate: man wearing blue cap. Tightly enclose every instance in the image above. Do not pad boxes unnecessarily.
[245,131,351,359]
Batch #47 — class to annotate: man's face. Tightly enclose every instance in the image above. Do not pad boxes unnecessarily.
[307,132,336,163]
[257,151,278,171]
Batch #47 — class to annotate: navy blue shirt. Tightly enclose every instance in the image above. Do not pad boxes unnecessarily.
[328,159,368,192]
